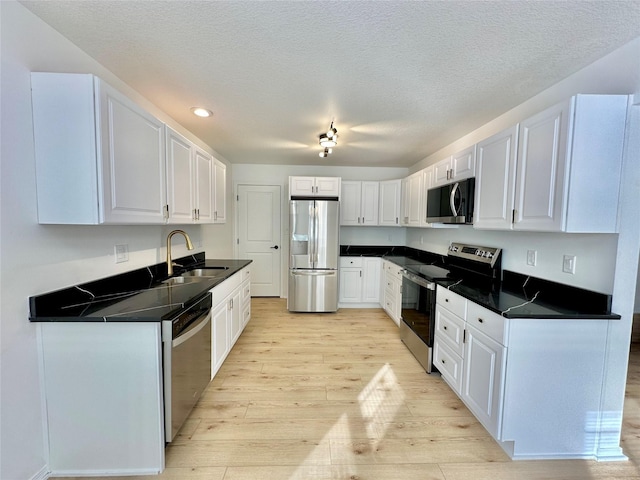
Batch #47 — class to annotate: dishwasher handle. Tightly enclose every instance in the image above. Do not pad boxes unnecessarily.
[172,310,211,348]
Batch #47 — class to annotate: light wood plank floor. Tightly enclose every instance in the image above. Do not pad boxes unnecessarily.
[65,298,640,480]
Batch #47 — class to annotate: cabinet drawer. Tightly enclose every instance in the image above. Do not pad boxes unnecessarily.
[435,306,465,356]
[340,257,363,268]
[467,302,507,344]
[211,271,242,303]
[434,338,463,394]
[384,276,397,298]
[436,285,467,319]
[242,266,251,283]
[383,260,403,276]
[241,279,251,306]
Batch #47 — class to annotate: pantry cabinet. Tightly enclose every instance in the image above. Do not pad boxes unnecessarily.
[289,176,341,198]
[474,95,628,232]
[31,73,167,224]
[340,181,379,225]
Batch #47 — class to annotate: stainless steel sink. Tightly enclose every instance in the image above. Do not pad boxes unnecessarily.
[182,268,229,278]
[162,276,206,285]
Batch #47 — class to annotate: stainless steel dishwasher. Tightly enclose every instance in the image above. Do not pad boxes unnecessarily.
[162,293,212,442]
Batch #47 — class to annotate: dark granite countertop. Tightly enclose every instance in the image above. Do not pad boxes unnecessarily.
[29,253,252,322]
[378,251,619,320]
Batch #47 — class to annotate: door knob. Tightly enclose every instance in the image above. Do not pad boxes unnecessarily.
[270,245,279,250]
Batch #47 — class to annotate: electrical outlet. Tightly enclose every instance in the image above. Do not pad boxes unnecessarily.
[563,254,576,274]
[527,250,537,266]
[115,244,129,263]
[420,235,424,245]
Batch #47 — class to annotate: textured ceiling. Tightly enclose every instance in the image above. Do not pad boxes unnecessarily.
[19,1,640,167]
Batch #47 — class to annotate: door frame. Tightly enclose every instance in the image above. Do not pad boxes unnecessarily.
[234,183,284,298]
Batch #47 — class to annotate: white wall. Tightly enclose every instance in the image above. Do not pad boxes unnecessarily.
[0,3,232,478]
[406,228,617,293]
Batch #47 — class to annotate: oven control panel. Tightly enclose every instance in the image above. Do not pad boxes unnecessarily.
[448,243,501,266]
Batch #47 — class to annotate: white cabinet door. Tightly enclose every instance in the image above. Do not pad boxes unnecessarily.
[361,182,380,225]
[316,177,341,197]
[432,156,452,187]
[340,181,362,225]
[432,147,475,188]
[165,127,195,224]
[421,166,434,226]
[462,326,506,440]
[230,288,243,344]
[362,257,381,303]
[211,300,230,377]
[474,126,518,230]
[194,148,214,223]
[451,146,476,181]
[289,176,341,198]
[401,171,423,226]
[289,176,316,196]
[31,73,167,224]
[339,267,363,303]
[513,100,570,231]
[213,159,227,223]
[379,179,402,226]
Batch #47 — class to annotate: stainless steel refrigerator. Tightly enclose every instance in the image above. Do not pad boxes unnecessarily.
[288,199,339,312]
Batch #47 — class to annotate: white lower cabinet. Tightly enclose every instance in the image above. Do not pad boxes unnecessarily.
[210,265,251,378]
[434,285,615,460]
[339,257,381,306]
[381,260,403,325]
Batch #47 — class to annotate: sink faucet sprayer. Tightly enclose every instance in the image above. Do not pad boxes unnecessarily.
[166,229,194,276]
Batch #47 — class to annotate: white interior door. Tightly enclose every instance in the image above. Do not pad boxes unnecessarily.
[237,185,281,297]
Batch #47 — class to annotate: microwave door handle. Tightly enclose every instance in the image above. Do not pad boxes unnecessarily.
[449,182,460,217]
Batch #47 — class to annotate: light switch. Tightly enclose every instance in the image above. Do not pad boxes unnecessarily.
[115,244,129,263]
[562,255,576,274]
[527,250,537,266]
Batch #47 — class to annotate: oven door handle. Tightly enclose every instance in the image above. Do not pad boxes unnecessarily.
[401,270,435,290]
[172,310,212,348]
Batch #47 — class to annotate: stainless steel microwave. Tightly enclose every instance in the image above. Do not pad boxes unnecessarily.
[426,178,475,224]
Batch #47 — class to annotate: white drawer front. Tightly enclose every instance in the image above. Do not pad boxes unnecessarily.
[434,338,463,394]
[436,285,467,319]
[435,306,466,356]
[467,301,507,344]
[340,256,363,268]
[211,270,242,303]
[241,279,251,306]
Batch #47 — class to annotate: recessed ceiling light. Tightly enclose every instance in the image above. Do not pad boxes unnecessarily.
[191,107,213,118]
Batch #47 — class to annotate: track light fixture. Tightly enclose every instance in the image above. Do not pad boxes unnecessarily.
[318,121,338,156]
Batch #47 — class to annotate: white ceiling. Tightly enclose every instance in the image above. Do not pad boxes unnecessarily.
[19,1,640,168]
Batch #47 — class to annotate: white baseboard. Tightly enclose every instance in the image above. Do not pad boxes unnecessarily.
[30,465,50,480]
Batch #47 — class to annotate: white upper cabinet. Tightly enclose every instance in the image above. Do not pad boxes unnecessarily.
[166,127,195,224]
[421,166,434,227]
[432,146,476,188]
[213,158,226,223]
[340,181,379,226]
[401,170,424,227]
[194,148,214,223]
[473,125,519,230]
[378,179,402,226]
[32,73,167,224]
[166,127,215,224]
[289,176,341,198]
[475,95,628,232]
